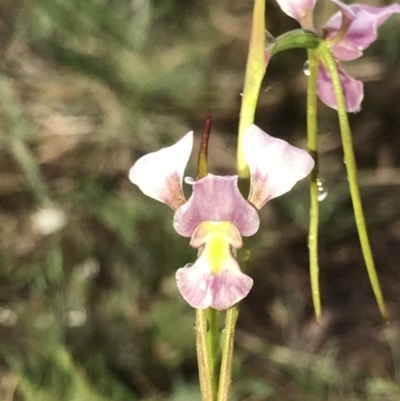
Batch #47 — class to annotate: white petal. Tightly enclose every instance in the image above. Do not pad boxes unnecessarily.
[243,125,314,209]
[129,132,193,210]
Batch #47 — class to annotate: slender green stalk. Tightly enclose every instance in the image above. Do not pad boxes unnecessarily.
[268,30,320,57]
[196,309,214,401]
[216,246,250,400]
[217,306,239,401]
[306,50,321,322]
[207,307,220,399]
[219,0,266,398]
[237,0,266,185]
[316,41,388,321]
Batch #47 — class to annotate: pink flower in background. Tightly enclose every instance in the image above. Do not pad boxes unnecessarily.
[129,125,314,310]
[274,0,400,112]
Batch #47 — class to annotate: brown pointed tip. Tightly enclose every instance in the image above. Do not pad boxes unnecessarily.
[196,111,212,180]
[203,111,212,140]
[381,308,390,325]
[315,312,321,325]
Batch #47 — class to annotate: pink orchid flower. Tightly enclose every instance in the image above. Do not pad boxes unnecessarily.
[275,0,400,112]
[129,125,314,310]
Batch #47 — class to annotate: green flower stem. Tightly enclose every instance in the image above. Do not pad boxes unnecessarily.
[217,306,239,401]
[316,41,389,321]
[216,245,249,400]
[196,309,214,401]
[269,29,320,56]
[221,0,265,399]
[237,0,266,185]
[207,307,220,399]
[306,50,321,322]
[220,0,265,398]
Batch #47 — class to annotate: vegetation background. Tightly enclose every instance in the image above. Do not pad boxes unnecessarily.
[1,0,400,400]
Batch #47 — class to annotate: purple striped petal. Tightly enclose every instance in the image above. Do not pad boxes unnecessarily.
[275,0,316,28]
[173,174,260,237]
[324,3,400,61]
[243,125,314,210]
[129,132,193,210]
[175,257,253,310]
[317,63,363,112]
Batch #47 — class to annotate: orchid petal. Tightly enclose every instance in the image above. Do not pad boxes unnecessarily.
[275,0,316,28]
[243,125,314,210]
[173,174,260,237]
[324,3,400,61]
[129,132,193,210]
[176,257,253,310]
[177,220,252,310]
[317,63,363,112]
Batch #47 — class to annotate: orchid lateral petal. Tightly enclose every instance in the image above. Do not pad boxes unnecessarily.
[317,63,363,113]
[173,174,260,237]
[275,0,316,28]
[129,132,193,210]
[243,125,314,210]
[176,257,253,311]
[324,3,400,62]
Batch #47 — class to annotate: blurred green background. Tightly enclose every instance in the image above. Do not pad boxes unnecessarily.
[1,0,400,400]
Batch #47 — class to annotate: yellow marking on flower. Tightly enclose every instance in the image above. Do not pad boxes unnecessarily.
[192,222,242,275]
[204,233,232,275]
